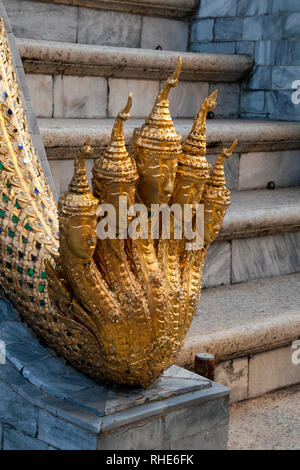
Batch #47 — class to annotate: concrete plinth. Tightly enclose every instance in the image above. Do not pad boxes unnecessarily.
[0,295,229,450]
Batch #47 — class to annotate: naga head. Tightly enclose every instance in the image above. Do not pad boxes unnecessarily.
[171,91,218,211]
[58,139,99,261]
[132,57,182,207]
[202,139,237,244]
[92,93,138,231]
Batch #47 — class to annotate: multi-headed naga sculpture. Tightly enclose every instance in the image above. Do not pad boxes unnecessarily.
[0,20,237,387]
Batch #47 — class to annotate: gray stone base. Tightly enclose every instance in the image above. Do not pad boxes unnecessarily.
[0,295,229,450]
[97,375,229,450]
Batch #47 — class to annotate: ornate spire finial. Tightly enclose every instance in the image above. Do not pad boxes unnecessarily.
[156,56,182,103]
[209,138,237,188]
[145,56,181,129]
[69,137,94,194]
[133,58,182,160]
[110,91,132,145]
[202,139,237,206]
[181,90,218,161]
[92,93,138,184]
[59,138,98,217]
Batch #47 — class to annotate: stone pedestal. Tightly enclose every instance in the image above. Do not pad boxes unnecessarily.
[0,296,229,450]
[95,367,229,450]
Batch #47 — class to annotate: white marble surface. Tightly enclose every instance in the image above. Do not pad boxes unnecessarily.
[232,231,300,283]
[53,76,107,118]
[248,345,300,398]
[141,17,189,52]
[77,7,142,48]
[26,74,53,118]
[238,150,300,190]
[168,81,209,118]
[202,241,231,288]
[215,358,249,403]
[3,0,78,42]
[108,78,159,118]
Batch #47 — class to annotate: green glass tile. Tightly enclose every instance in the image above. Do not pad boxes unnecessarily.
[7,277,13,283]
[27,267,34,277]
[6,262,11,269]
[0,210,5,218]
[0,161,3,170]
[24,222,32,231]
[22,236,28,244]
[12,215,19,223]
[17,266,23,274]
[14,201,20,209]
[2,194,8,203]
[38,284,45,293]
[6,180,11,188]
[40,271,46,279]
[7,246,12,254]
[8,230,14,238]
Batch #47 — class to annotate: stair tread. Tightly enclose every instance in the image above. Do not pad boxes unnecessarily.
[222,187,300,237]
[176,273,300,366]
[38,117,300,155]
[17,37,252,82]
[197,272,300,334]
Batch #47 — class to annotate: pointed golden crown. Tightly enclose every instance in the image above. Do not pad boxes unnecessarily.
[177,91,217,180]
[202,139,237,206]
[180,90,218,166]
[59,138,99,217]
[133,57,182,160]
[92,93,138,183]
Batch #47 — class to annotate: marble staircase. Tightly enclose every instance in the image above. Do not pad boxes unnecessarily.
[2,0,300,402]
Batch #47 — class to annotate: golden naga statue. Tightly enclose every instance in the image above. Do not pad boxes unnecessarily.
[0,20,237,387]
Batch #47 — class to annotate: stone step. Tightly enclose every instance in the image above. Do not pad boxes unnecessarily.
[39,117,300,157]
[37,117,300,193]
[17,38,252,119]
[222,187,300,240]
[176,272,300,402]
[4,0,196,51]
[203,189,300,288]
[18,38,252,82]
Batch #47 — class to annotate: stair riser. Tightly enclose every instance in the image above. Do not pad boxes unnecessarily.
[4,0,189,51]
[26,73,242,119]
[204,231,300,288]
[209,343,300,403]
